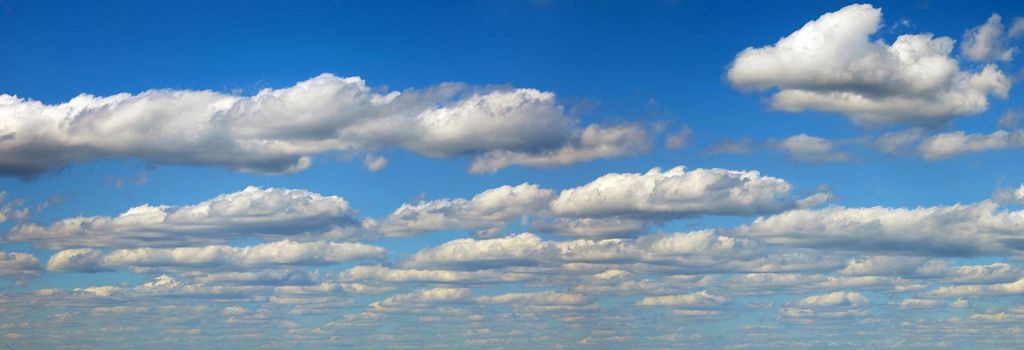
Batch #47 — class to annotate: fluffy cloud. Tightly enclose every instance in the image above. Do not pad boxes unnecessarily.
[550,166,804,220]
[736,200,1024,256]
[476,291,588,306]
[376,183,553,237]
[792,291,869,308]
[915,129,1024,160]
[727,4,1010,125]
[7,186,366,249]
[468,124,650,174]
[635,291,728,308]
[961,14,1020,62]
[773,134,851,162]
[0,74,647,178]
[0,251,41,278]
[45,240,386,272]
[403,231,838,275]
[338,265,530,285]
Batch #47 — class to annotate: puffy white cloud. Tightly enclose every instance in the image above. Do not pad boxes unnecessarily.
[7,186,366,248]
[403,231,837,275]
[338,265,529,285]
[915,129,1024,160]
[468,124,650,174]
[793,291,869,308]
[736,200,1024,256]
[0,74,645,178]
[0,251,41,278]
[368,287,471,313]
[362,154,387,172]
[773,134,851,162]
[727,4,1010,125]
[376,183,553,237]
[961,14,1019,62]
[926,277,1024,298]
[476,291,588,306]
[45,240,385,272]
[635,291,728,308]
[551,166,804,219]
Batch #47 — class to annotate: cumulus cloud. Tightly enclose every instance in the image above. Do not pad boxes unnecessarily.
[727,4,1011,125]
[467,124,650,174]
[0,74,647,178]
[362,154,387,172]
[0,251,42,278]
[961,14,1020,62]
[403,231,837,275]
[635,290,728,308]
[7,186,366,249]
[45,240,385,272]
[376,183,553,237]
[476,291,588,306]
[792,291,869,308]
[736,199,1024,257]
[550,166,807,219]
[773,134,851,162]
[915,129,1024,160]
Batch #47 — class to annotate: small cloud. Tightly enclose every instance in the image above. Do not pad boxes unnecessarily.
[363,154,388,172]
[664,127,692,150]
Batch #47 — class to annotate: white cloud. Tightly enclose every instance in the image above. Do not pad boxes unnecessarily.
[0,251,41,278]
[926,277,1024,298]
[915,129,1024,160]
[362,154,387,172]
[376,183,553,237]
[727,4,1011,125]
[338,265,529,285]
[45,240,385,272]
[773,134,851,162]
[476,291,588,306]
[635,291,728,308]
[793,291,869,308]
[664,127,692,150]
[961,14,1019,62]
[403,231,837,275]
[7,186,366,248]
[468,124,650,174]
[736,200,1024,256]
[0,74,644,178]
[551,166,804,219]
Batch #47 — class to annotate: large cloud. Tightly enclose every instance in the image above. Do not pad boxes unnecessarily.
[376,183,553,237]
[7,186,366,249]
[0,74,649,178]
[0,251,41,278]
[45,240,386,272]
[727,4,1010,125]
[735,199,1024,257]
[550,166,805,219]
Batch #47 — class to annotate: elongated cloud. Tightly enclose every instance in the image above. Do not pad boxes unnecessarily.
[736,199,1024,257]
[7,186,366,249]
[550,166,802,219]
[727,4,1010,125]
[377,183,553,237]
[0,74,648,178]
[45,240,386,272]
[0,251,41,278]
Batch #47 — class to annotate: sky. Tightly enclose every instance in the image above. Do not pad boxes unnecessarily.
[3,0,1024,349]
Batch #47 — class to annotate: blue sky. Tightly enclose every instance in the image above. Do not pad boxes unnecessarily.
[3,1,1024,349]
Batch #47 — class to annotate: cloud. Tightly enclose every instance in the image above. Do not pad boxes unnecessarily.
[362,154,387,172]
[550,166,804,219]
[773,134,851,162]
[467,124,650,174]
[0,251,42,278]
[705,138,752,154]
[727,4,1010,125]
[635,290,728,308]
[376,183,553,237]
[403,231,838,275]
[45,240,386,272]
[7,186,367,249]
[664,127,692,150]
[338,265,529,285]
[476,291,588,306]
[736,199,1024,256]
[0,74,645,178]
[792,291,869,308]
[961,14,1019,62]
[915,129,1024,160]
